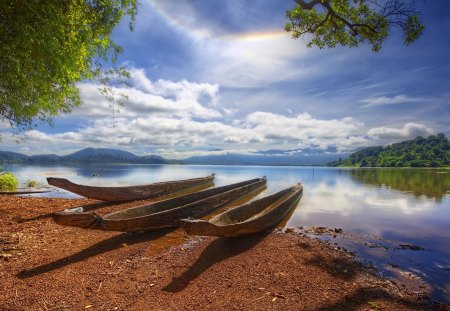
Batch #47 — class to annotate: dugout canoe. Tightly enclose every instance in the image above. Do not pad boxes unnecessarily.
[46,174,215,202]
[180,183,303,237]
[52,177,267,232]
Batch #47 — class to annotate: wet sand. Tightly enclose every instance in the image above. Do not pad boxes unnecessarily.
[0,195,447,310]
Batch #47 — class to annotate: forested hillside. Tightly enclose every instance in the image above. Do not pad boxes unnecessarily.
[329,134,450,167]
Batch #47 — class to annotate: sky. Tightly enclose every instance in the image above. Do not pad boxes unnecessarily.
[1,0,450,159]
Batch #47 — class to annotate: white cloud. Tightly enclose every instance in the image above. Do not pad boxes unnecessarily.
[361,94,422,108]
[72,69,222,120]
[244,112,368,151]
[368,123,433,140]
[129,68,220,105]
[24,130,54,143]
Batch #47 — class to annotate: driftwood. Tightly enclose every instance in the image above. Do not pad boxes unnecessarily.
[0,190,51,195]
[181,184,303,237]
[52,177,267,232]
[47,174,215,202]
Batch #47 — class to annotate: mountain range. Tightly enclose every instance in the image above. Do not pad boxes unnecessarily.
[0,148,171,165]
[0,147,345,166]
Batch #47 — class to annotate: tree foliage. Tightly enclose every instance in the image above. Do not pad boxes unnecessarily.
[0,0,137,129]
[285,0,425,51]
[330,134,450,167]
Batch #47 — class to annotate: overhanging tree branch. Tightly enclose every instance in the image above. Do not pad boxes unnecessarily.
[0,0,137,130]
[286,0,424,51]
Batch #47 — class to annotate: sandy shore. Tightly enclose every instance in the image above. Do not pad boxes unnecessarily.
[0,195,447,310]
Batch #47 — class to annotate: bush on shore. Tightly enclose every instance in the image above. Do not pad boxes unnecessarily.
[27,180,38,187]
[0,172,19,191]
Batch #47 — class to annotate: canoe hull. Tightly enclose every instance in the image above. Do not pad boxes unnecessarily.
[47,174,214,202]
[53,177,267,232]
[181,184,303,237]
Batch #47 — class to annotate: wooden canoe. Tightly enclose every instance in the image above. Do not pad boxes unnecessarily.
[46,174,215,202]
[52,177,267,232]
[180,183,303,237]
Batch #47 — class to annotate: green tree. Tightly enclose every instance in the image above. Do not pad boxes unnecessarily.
[0,0,137,129]
[332,134,450,168]
[285,0,424,52]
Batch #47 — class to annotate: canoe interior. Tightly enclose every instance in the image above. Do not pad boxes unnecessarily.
[211,186,297,225]
[104,177,264,220]
[103,178,267,232]
[180,184,303,237]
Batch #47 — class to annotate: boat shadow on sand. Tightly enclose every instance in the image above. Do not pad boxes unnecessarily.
[16,228,175,279]
[163,231,435,310]
[163,231,271,293]
[163,194,302,292]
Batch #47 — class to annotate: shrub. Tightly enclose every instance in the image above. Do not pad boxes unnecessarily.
[27,180,38,187]
[0,172,19,191]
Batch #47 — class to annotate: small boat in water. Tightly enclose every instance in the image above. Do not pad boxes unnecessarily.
[52,177,267,232]
[47,174,215,202]
[181,184,303,237]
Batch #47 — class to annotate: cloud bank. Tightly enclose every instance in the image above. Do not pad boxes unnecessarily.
[1,68,437,158]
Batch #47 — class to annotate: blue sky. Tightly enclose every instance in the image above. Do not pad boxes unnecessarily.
[1,0,449,158]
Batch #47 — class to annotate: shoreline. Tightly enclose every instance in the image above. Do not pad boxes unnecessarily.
[1,195,448,310]
[2,162,450,168]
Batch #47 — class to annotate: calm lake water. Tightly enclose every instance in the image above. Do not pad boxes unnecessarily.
[3,164,450,302]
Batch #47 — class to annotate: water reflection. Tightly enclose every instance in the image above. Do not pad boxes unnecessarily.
[348,168,450,201]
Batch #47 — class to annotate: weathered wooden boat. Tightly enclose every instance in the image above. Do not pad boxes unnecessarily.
[180,184,303,237]
[52,177,267,232]
[46,174,215,202]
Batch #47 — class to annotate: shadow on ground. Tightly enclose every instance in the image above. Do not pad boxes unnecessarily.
[16,228,174,279]
[304,253,359,281]
[163,230,271,293]
[314,287,430,311]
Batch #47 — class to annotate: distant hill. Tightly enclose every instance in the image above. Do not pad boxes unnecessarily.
[0,148,346,166]
[183,152,347,166]
[0,151,29,160]
[64,148,139,162]
[0,148,173,165]
[329,134,450,167]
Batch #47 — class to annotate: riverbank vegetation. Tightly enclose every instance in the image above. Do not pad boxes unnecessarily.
[329,134,450,167]
[0,172,18,191]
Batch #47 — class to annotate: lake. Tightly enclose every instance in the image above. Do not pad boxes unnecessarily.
[3,164,450,302]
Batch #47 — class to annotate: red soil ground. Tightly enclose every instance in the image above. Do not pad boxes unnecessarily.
[0,195,446,310]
